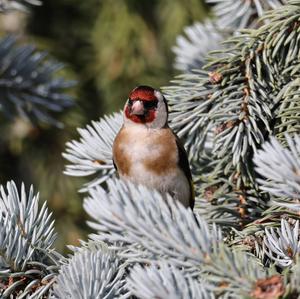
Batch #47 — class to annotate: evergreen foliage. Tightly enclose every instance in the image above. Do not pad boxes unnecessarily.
[50,246,125,299]
[127,262,214,299]
[0,0,73,128]
[63,112,122,191]
[0,181,61,298]
[2,0,300,298]
[0,0,79,252]
[173,0,287,72]
[0,35,74,127]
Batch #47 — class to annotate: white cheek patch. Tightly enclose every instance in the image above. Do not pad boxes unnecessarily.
[154,90,164,102]
[146,90,167,129]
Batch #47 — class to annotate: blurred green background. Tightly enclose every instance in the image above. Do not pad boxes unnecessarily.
[0,0,207,251]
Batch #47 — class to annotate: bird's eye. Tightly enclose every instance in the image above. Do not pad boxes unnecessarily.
[143,100,158,109]
[128,99,133,106]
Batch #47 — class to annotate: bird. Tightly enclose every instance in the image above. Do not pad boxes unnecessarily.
[112,85,194,209]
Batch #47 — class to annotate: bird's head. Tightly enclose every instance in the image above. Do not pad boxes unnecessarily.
[123,85,168,129]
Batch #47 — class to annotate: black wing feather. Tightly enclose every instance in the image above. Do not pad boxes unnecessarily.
[174,134,195,209]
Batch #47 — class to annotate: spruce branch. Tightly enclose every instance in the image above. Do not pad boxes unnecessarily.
[126,262,215,299]
[165,0,300,226]
[207,0,287,29]
[275,78,300,140]
[0,181,61,298]
[63,112,122,191]
[263,219,300,268]
[50,247,125,299]
[172,21,223,72]
[254,134,300,210]
[84,178,222,270]
[0,35,74,127]
[173,0,286,72]
[83,178,276,297]
[164,70,216,162]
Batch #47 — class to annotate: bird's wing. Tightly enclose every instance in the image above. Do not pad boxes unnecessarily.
[174,134,195,209]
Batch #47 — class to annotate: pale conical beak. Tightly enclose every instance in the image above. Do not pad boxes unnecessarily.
[131,100,144,115]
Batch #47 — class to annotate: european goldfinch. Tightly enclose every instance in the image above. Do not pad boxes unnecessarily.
[112,85,194,209]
